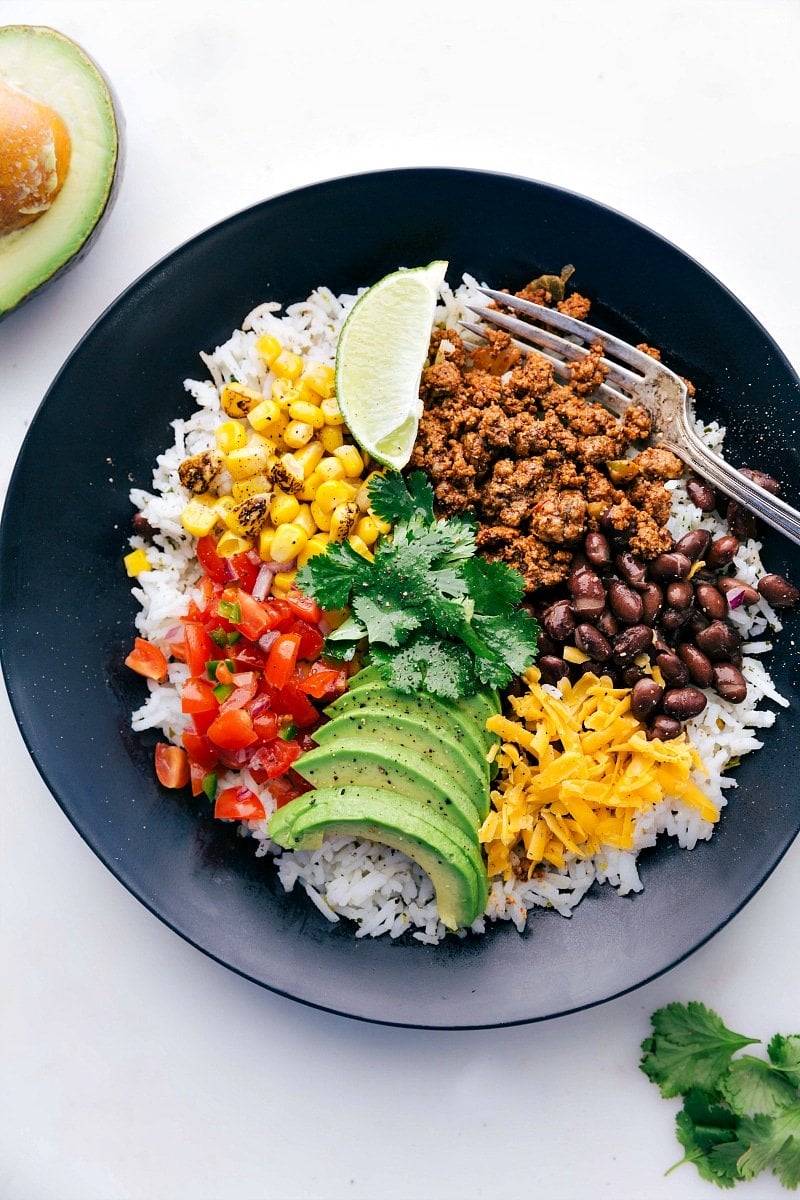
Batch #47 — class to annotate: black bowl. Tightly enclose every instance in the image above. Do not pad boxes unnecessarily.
[2,167,799,1028]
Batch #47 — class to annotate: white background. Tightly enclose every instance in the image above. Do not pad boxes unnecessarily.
[2,2,800,1198]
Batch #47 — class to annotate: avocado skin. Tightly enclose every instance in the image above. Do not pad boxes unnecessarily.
[0,25,123,319]
[269,786,487,930]
[313,707,490,816]
[327,681,489,771]
[292,738,484,835]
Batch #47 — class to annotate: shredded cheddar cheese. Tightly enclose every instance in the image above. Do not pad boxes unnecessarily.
[479,667,718,881]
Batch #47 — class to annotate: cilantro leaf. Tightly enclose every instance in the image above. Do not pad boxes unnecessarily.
[720,1055,798,1118]
[472,611,540,678]
[368,469,435,525]
[295,540,371,611]
[351,594,421,647]
[737,1109,800,1189]
[770,1036,800,1081]
[460,556,526,615]
[640,1002,760,1098]
[371,635,476,700]
[671,1089,744,1189]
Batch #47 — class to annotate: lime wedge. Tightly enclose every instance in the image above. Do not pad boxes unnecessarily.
[335,260,448,470]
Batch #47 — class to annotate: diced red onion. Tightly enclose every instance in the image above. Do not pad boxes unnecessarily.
[261,558,296,573]
[251,564,274,601]
[726,585,747,609]
[258,630,280,652]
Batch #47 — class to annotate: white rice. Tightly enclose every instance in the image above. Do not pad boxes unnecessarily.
[128,275,789,943]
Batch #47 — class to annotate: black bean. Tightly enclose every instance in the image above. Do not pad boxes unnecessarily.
[596,609,620,639]
[647,715,683,741]
[740,466,782,496]
[666,580,694,610]
[717,576,760,607]
[673,528,712,561]
[694,582,727,620]
[726,500,757,541]
[536,631,560,658]
[542,599,575,642]
[538,656,570,685]
[685,610,711,637]
[706,535,739,569]
[685,477,717,512]
[608,578,644,624]
[623,664,647,687]
[695,619,742,662]
[659,606,692,634]
[711,662,748,703]
[612,624,653,664]
[649,551,692,581]
[584,531,612,566]
[574,623,612,661]
[655,652,690,686]
[758,573,800,608]
[678,643,714,688]
[662,686,708,720]
[614,551,648,589]
[132,512,156,538]
[569,567,607,617]
[630,678,664,723]
[640,582,664,626]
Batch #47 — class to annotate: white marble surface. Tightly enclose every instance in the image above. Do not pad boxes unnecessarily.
[1,2,800,1197]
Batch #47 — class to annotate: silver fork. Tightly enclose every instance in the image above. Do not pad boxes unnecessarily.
[463,286,800,547]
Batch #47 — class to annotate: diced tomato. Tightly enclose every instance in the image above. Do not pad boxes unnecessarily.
[231,643,264,672]
[248,737,302,782]
[271,681,320,728]
[264,632,302,690]
[196,535,228,583]
[223,551,260,594]
[183,621,215,677]
[252,709,279,741]
[221,587,271,641]
[290,618,325,660]
[298,662,347,700]
[285,590,322,624]
[125,637,168,683]
[192,709,216,735]
[216,745,256,770]
[269,771,312,807]
[262,598,294,631]
[181,730,219,770]
[207,707,258,750]
[181,676,218,714]
[214,785,266,821]
[219,673,258,713]
[154,743,190,789]
[189,760,208,796]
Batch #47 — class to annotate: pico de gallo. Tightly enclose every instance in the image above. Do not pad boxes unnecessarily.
[125,535,349,820]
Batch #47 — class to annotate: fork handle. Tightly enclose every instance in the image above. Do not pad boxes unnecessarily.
[669,414,800,547]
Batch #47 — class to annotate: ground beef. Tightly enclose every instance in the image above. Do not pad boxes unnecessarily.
[413,286,685,592]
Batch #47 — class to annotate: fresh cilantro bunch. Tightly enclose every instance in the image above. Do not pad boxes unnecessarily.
[641,1002,800,1190]
[294,470,539,699]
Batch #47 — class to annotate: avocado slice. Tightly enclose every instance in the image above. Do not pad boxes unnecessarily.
[326,681,489,772]
[312,707,490,816]
[269,785,488,930]
[454,689,501,753]
[292,739,484,835]
[0,26,122,317]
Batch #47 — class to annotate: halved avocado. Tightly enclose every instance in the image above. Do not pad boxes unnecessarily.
[0,25,122,317]
[292,739,483,836]
[269,786,488,930]
[326,681,489,771]
[312,707,490,817]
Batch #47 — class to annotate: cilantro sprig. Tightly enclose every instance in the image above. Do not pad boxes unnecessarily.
[641,1002,800,1190]
[294,470,539,699]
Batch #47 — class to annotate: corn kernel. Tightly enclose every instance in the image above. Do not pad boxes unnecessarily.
[316,456,346,482]
[271,452,304,494]
[293,378,323,406]
[217,531,253,557]
[315,478,357,514]
[258,527,274,560]
[255,333,282,365]
[273,569,297,592]
[288,399,325,430]
[272,350,304,381]
[369,511,392,534]
[355,515,381,546]
[270,522,309,564]
[215,419,248,453]
[308,532,330,551]
[333,444,364,477]
[330,501,358,543]
[226,435,276,480]
[298,470,323,502]
[293,503,317,537]
[310,501,331,531]
[271,379,299,407]
[297,539,328,568]
[124,548,151,577]
[214,495,235,518]
[348,534,375,561]
[303,362,335,398]
[270,490,301,525]
[283,419,315,449]
[231,475,272,502]
[221,382,263,417]
[181,500,219,537]
[293,441,325,476]
[248,398,287,435]
[220,506,251,537]
[320,396,344,425]
[319,424,344,453]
